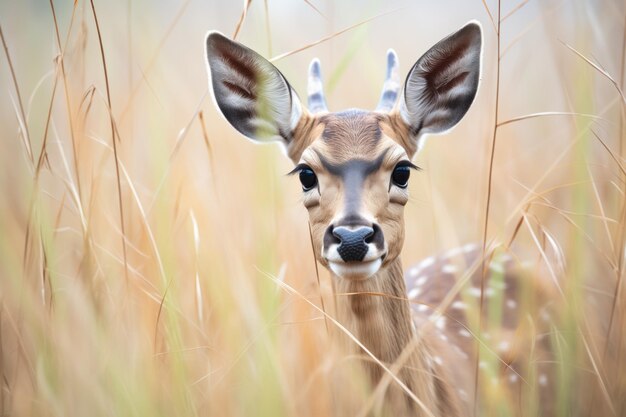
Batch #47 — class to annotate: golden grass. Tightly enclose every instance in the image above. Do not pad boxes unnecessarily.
[0,0,625,416]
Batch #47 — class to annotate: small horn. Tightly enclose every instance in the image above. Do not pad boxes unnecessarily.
[375,49,400,112]
[307,58,328,113]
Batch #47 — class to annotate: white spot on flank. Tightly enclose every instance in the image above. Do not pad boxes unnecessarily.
[442,264,457,274]
[415,276,428,287]
[451,301,466,310]
[506,299,517,309]
[440,333,448,342]
[490,262,505,274]
[479,360,487,369]
[408,288,421,300]
[468,287,482,297]
[463,243,479,253]
[459,328,471,338]
[454,346,469,359]
[458,389,468,400]
[539,374,548,386]
[419,256,436,269]
[498,341,510,352]
[446,246,463,258]
[509,373,519,383]
[434,356,443,365]
[436,317,447,330]
[541,310,551,322]
[417,304,429,312]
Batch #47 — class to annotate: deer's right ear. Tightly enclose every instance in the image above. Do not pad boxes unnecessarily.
[205,32,304,147]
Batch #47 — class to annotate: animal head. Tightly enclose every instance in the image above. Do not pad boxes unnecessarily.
[205,22,482,280]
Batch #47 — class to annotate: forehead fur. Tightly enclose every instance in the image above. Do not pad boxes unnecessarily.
[290,109,414,163]
[319,109,384,161]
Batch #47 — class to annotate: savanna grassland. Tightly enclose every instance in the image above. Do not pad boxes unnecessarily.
[0,0,625,416]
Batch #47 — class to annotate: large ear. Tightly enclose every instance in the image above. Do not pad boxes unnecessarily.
[399,21,482,146]
[205,32,304,146]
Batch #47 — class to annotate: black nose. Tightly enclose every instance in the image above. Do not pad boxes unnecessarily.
[329,226,373,262]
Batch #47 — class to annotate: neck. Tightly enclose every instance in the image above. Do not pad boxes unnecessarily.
[333,258,415,364]
[330,257,460,416]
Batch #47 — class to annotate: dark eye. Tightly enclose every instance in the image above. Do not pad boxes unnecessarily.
[391,164,411,188]
[299,167,317,191]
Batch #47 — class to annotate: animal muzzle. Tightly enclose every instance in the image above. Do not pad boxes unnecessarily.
[324,223,385,262]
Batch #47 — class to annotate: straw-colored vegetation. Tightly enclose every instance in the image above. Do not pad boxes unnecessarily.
[0,0,625,416]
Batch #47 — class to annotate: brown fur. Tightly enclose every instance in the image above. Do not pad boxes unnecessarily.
[206,29,583,416]
[286,109,467,416]
[319,110,383,160]
[285,109,567,416]
[287,111,321,162]
[383,111,418,156]
[333,258,460,416]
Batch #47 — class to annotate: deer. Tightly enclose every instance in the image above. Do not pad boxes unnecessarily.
[203,22,610,417]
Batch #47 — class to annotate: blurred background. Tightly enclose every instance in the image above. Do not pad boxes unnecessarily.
[0,0,625,415]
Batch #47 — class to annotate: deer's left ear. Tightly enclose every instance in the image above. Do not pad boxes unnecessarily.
[399,21,482,148]
[205,32,304,148]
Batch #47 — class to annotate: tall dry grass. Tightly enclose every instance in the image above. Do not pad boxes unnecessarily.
[0,0,625,416]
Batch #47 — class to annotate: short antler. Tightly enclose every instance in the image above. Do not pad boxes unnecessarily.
[307,58,328,113]
[375,49,400,112]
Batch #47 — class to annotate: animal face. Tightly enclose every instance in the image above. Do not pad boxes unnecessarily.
[205,22,482,280]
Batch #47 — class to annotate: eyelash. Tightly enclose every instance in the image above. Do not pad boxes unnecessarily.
[289,164,318,191]
[390,161,419,189]
[289,161,419,191]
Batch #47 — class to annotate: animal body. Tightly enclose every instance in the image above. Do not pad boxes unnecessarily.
[204,22,613,417]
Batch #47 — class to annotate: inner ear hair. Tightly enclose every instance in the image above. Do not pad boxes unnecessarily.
[205,31,303,147]
[399,21,482,143]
